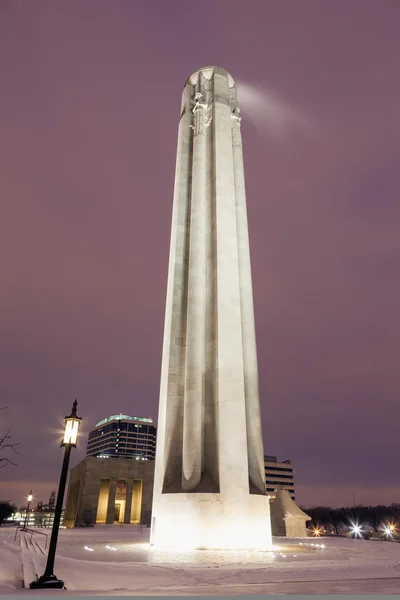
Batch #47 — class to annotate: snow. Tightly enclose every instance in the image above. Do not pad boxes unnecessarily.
[2,525,400,595]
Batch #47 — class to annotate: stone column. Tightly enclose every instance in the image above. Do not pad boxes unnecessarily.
[152,86,192,500]
[213,71,249,498]
[232,107,266,495]
[182,90,207,492]
[132,479,143,522]
[105,478,117,524]
[124,478,134,524]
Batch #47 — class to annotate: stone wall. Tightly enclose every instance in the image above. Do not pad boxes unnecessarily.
[64,457,155,528]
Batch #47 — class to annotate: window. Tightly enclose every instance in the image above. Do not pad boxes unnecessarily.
[265,466,293,473]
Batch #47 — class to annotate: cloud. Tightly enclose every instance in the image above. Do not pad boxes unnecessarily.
[236,81,309,141]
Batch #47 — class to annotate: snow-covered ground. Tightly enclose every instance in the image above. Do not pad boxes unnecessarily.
[2,525,400,595]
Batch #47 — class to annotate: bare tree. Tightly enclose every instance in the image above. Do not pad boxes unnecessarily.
[0,406,20,468]
[328,507,345,535]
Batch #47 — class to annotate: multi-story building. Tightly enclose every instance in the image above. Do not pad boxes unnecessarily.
[86,414,157,461]
[12,491,59,528]
[12,509,62,528]
[264,455,295,500]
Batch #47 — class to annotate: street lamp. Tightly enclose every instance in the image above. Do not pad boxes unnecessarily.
[30,400,81,590]
[22,491,33,530]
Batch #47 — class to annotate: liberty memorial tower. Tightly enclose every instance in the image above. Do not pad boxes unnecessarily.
[151,66,272,550]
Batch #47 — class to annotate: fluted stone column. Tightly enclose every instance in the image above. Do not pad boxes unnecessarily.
[105,478,117,524]
[155,85,193,495]
[232,108,266,495]
[182,91,207,491]
[213,71,249,499]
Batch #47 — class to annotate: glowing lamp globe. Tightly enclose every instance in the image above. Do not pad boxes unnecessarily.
[62,400,81,447]
[27,492,33,502]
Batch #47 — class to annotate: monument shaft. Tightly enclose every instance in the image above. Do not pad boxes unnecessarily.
[151,67,272,549]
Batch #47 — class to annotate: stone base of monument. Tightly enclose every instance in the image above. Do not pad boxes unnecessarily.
[150,493,272,550]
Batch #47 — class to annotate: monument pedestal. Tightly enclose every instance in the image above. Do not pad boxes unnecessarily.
[151,493,272,550]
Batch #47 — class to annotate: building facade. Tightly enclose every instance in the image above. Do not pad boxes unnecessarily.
[264,455,296,500]
[86,414,157,461]
[64,457,154,528]
[12,509,60,529]
[13,491,58,528]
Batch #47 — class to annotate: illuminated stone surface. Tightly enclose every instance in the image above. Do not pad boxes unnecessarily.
[151,66,271,549]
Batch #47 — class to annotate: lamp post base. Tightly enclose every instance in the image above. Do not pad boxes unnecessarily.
[29,574,65,589]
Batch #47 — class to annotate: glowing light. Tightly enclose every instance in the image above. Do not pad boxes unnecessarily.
[236,81,308,141]
[384,523,396,535]
[151,496,273,550]
[84,546,94,552]
[63,418,80,445]
[383,525,395,538]
[152,519,273,551]
[312,527,322,537]
[349,522,363,537]
[27,493,33,502]
[106,545,117,551]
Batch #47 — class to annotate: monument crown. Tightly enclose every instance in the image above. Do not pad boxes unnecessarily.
[186,65,235,88]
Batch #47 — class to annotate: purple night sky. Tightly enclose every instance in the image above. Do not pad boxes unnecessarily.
[0,0,399,508]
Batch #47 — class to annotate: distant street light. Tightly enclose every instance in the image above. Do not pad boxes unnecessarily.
[383,524,396,538]
[312,527,322,537]
[29,400,81,590]
[349,523,362,538]
[22,491,33,530]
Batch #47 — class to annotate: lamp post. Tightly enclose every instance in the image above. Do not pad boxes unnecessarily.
[22,491,33,530]
[30,400,81,590]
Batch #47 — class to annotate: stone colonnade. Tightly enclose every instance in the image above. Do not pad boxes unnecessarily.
[97,477,142,524]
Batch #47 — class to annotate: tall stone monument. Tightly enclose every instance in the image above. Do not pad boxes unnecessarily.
[150,66,272,550]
